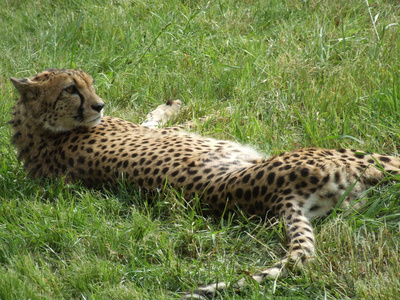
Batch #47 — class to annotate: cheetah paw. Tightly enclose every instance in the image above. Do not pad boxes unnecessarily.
[142,99,182,128]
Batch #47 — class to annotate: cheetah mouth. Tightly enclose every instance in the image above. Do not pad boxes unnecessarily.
[75,114,102,125]
[81,115,101,125]
[87,115,102,124]
[75,114,102,123]
[91,115,102,122]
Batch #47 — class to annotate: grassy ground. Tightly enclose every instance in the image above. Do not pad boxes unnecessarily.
[1,0,400,299]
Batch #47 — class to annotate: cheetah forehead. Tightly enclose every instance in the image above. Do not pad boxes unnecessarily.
[30,69,93,86]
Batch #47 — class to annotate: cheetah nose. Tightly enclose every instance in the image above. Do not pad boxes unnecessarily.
[91,103,104,112]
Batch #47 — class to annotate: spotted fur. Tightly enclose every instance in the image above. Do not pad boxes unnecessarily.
[9,69,400,299]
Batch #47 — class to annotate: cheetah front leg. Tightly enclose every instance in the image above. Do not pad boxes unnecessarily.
[180,202,315,299]
[141,99,182,128]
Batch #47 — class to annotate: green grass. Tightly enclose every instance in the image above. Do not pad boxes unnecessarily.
[1,0,400,299]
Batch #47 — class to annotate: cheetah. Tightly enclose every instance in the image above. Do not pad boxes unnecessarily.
[9,69,400,299]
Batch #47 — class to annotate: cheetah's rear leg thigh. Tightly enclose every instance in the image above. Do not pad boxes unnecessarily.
[141,99,182,128]
[180,204,315,299]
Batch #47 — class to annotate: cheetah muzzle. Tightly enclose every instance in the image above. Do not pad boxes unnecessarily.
[10,69,400,299]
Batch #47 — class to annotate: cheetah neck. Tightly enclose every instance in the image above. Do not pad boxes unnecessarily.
[10,100,65,163]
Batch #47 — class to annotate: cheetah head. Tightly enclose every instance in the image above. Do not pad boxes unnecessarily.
[10,69,105,132]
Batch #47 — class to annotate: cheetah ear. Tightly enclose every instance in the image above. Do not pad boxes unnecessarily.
[10,77,36,93]
[11,77,30,90]
[10,77,38,99]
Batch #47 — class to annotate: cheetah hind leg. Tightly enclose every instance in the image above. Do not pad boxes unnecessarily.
[179,262,286,300]
[179,257,307,300]
[179,207,315,299]
[141,99,182,128]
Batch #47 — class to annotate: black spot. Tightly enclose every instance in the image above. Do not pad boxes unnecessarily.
[309,205,320,211]
[218,183,226,192]
[267,173,275,184]
[309,176,319,184]
[155,176,162,185]
[242,174,251,184]
[256,170,264,180]
[70,136,79,143]
[322,174,330,183]
[68,158,74,167]
[289,172,297,181]
[276,176,285,187]
[283,188,292,195]
[187,169,198,175]
[153,160,162,167]
[244,190,251,202]
[253,186,260,198]
[235,188,244,198]
[77,156,85,164]
[301,168,309,177]
[228,176,237,184]
[285,202,293,208]
[271,194,278,203]
[273,161,283,167]
[264,193,272,202]
[380,156,391,163]
[193,175,202,182]
[260,185,268,196]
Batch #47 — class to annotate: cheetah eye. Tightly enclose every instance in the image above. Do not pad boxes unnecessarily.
[64,85,78,94]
